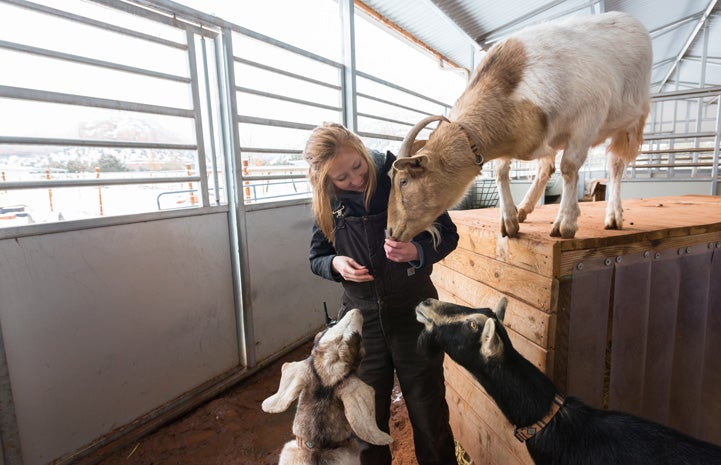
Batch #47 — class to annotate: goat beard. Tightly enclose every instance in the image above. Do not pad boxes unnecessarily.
[416,330,442,358]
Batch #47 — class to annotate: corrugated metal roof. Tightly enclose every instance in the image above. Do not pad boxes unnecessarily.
[364,0,721,93]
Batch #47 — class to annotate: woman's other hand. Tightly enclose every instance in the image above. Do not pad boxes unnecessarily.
[384,239,419,263]
[332,256,374,282]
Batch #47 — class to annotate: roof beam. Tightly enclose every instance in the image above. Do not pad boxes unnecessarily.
[657,0,718,91]
[480,0,601,46]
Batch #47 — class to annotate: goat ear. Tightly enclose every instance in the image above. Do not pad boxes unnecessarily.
[338,377,393,446]
[481,319,504,359]
[493,297,508,323]
[393,155,429,177]
[410,139,427,155]
[261,361,310,413]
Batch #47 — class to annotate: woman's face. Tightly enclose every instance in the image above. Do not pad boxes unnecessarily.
[327,147,369,193]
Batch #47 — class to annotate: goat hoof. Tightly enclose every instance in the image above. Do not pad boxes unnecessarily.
[517,208,527,223]
[501,219,519,238]
[604,217,623,230]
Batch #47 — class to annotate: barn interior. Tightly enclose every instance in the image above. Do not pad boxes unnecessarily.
[0,1,720,464]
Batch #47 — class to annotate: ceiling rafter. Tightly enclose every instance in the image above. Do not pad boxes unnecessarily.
[657,0,719,91]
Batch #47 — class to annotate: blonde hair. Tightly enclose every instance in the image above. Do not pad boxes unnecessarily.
[303,122,377,244]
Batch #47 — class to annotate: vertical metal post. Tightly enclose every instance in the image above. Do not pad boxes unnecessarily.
[216,27,255,367]
[186,29,210,207]
[201,34,222,206]
[693,24,709,177]
[670,81,679,177]
[711,97,720,195]
[339,0,357,132]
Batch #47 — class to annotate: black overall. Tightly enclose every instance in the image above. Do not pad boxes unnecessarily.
[308,151,458,465]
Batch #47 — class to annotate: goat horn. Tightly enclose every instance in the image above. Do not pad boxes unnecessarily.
[397,115,450,158]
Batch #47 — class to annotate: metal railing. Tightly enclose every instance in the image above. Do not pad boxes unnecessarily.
[634,87,721,194]
[0,0,220,227]
[0,0,458,225]
[482,87,720,196]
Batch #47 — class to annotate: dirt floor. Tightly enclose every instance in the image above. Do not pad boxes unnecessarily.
[98,340,419,465]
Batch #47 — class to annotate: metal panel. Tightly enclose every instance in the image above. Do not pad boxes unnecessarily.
[570,242,721,446]
[567,259,613,408]
[609,254,653,415]
[0,214,239,465]
[666,249,710,436]
[700,246,721,444]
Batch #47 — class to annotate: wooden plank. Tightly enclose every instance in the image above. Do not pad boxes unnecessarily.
[432,264,552,348]
[554,197,721,252]
[449,215,557,277]
[551,276,572,392]
[447,385,524,465]
[449,196,721,258]
[444,359,533,465]
[440,248,554,312]
[437,286,548,372]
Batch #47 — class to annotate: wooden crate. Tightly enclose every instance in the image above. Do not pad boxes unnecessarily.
[433,195,721,465]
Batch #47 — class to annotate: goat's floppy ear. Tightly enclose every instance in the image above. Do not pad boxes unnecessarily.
[392,155,429,178]
[493,297,508,323]
[481,319,504,359]
[261,361,310,413]
[338,377,393,446]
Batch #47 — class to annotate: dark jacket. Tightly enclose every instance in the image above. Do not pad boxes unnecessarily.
[308,150,458,301]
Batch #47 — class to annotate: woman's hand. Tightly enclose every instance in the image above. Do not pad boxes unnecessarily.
[332,256,374,282]
[384,239,419,263]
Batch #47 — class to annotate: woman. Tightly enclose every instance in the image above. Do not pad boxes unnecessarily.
[304,122,459,465]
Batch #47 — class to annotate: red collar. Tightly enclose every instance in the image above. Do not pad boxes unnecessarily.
[513,394,565,442]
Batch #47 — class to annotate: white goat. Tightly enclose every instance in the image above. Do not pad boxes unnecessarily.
[262,309,392,465]
[386,12,652,240]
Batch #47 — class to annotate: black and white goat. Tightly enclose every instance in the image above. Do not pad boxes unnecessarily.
[415,298,721,465]
[262,309,392,465]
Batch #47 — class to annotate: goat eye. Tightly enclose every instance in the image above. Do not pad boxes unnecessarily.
[467,320,478,331]
[399,178,408,188]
